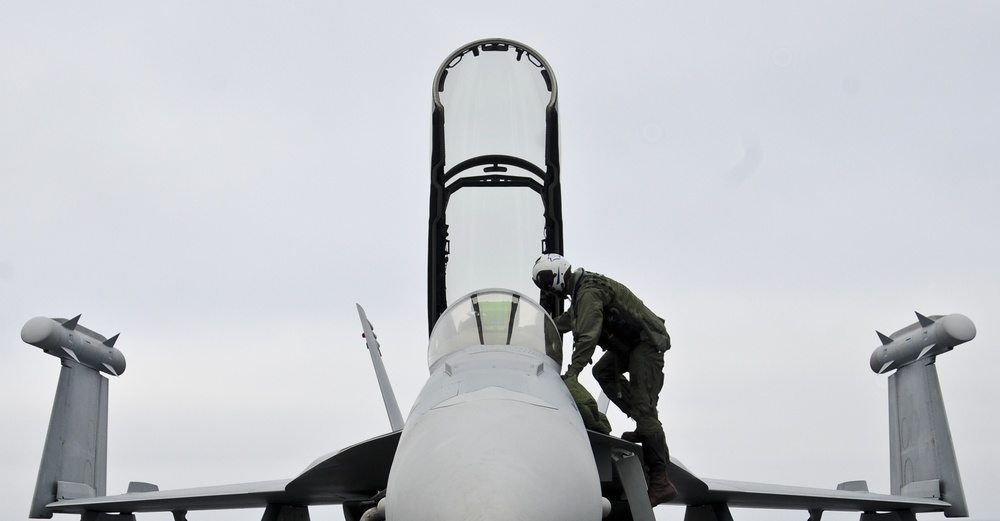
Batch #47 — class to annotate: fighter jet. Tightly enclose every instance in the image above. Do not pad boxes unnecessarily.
[22,39,973,521]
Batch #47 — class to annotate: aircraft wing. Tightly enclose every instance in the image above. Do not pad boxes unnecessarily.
[588,431,950,518]
[46,431,399,515]
[686,475,951,512]
[44,421,951,518]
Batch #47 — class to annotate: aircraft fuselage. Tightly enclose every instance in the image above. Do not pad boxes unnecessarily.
[386,290,604,521]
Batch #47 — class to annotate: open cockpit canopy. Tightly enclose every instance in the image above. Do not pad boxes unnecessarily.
[428,39,565,333]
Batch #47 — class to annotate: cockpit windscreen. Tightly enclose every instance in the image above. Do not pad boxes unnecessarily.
[427,289,562,369]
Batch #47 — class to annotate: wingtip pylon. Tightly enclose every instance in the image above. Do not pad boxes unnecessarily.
[916,311,935,328]
[62,314,81,330]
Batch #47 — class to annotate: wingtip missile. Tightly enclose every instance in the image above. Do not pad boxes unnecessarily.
[870,313,975,374]
[22,316,126,376]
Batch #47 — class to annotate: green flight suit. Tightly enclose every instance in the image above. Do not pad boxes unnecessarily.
[562,374,612,434]
[553,269,671,438]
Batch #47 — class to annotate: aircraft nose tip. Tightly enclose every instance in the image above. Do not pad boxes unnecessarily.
[386,393,603,521]
[21,317,55,347]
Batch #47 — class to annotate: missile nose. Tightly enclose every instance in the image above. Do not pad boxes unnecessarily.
[941,313,976,344]
[21,317,56,347]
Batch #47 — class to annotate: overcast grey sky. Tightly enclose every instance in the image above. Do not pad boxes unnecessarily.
[3,2,999,521]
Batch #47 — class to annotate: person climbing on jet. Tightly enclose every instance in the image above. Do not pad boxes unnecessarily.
[531,253,678,506]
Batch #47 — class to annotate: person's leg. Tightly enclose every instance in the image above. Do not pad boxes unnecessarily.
[628,343,676,505]
[593,350,632,416]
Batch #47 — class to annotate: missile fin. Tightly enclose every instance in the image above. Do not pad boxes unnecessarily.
[917,344,935,361]
[62,314,81,330]
[61,346,81,364]
[879,361,894,374]
[102,363,119,377]
[916,312,935,328]
[104,334,120,347]
[877,331,893,345]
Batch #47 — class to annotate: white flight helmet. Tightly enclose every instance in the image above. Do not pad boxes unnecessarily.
[532,254,572,294]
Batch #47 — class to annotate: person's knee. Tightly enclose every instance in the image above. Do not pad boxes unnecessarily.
[631,402,661,430]
[592,355,614,375]
[634,414,663,435]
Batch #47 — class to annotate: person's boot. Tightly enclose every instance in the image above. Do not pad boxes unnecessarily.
[647,470,677,506]
[640,432,677,506]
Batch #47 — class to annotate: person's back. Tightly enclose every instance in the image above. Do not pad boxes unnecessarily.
[572,270,670,353]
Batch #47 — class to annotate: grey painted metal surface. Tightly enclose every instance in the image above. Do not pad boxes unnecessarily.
[29,358,109,518]
[356,304,404,431]
[889,360,967,516]
[384,290,604,521]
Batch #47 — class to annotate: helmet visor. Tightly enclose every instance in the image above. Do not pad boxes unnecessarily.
[533,269,555,291]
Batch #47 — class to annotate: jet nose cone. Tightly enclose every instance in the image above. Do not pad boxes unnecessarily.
[21,317,56,348]
[386,389,603,521]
